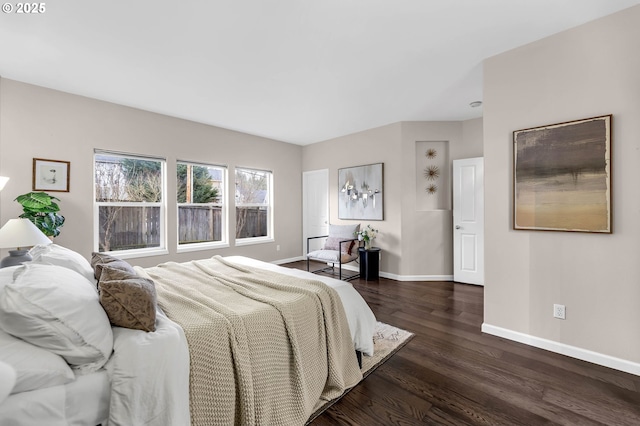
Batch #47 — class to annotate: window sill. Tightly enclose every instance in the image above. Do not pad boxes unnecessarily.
[234,237,274,247]
[101,247,169,260]
[177,242,230,254]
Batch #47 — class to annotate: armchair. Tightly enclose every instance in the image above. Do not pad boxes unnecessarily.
[306,223,360,281]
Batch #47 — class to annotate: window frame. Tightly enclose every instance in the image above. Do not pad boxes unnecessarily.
[176,160,229,253]
[234,167,274,246]
[93,150,168,259]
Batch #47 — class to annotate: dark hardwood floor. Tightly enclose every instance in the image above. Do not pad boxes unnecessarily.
[287,261,640,425]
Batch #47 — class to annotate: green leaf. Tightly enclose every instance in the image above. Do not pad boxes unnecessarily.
[15,192,64,237]
[15,192,60,213]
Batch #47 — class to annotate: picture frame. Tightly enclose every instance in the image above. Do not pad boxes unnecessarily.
[33,158,70,192]
[513,115,612,233]
[338,162,384,220]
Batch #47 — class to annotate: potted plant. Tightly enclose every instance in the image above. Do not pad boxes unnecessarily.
[15,191,65,238]
[355,224,379,250]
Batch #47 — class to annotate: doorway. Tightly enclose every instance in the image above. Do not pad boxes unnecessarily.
[302,169,329,255]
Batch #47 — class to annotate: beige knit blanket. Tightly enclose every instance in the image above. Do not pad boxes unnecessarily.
[139,256,362,426]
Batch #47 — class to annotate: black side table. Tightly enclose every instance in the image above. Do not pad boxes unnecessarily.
[359,247,380,281]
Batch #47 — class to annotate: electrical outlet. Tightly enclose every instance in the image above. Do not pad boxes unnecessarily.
[553,304,566,320]
[276,245,280,251]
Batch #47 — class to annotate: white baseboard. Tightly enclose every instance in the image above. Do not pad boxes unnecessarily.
[320,263,454,282]
[278,258,454,282]
[340,264,359,272]
[482,323,640,377]
[272,256,305,265]
[381,272,453,282]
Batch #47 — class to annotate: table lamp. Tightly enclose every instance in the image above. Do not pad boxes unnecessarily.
[0,218,52,268]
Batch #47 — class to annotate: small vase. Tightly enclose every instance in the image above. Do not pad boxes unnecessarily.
[364,240,372,250]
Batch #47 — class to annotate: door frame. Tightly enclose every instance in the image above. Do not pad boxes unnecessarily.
[302,169,329,256]
[453,157,484,286]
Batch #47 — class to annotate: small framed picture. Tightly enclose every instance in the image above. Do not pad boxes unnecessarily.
[33,158,70,192]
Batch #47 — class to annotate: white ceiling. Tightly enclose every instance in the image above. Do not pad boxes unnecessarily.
[0,1,638,145]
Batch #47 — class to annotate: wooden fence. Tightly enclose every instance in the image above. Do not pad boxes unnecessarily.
[99,205,266,251]
[236,207,268,239]
[178,205,222,244]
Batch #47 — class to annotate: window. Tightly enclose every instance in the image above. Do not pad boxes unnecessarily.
[235,167,272,243]
[177,161,227,250]
[94,151,166,256]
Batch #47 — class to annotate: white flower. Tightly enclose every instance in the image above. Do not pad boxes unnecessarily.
[355,224,379,242]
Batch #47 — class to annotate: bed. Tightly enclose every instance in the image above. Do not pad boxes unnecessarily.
[0,244,376,426]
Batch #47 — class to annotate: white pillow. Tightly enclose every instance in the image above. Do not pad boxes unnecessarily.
[0,329,74,394]
[0,264,113,374]
[328,223,360,239]
[29,243,96,284]
[0,361,16,403]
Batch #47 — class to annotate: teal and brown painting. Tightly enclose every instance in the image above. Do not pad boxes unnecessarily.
[513,115,611,233]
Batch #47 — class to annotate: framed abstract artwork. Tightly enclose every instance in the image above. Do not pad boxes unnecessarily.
[33,158,70,192]
[338,163,384,220]
[513,115,612,233]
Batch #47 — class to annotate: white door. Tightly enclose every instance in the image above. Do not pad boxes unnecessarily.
[453,157,484,285]
[303,169,329,255]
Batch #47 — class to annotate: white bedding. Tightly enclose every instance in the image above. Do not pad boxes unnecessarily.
[225,256,377,356]
[0,310,190,426]
[105,309,190,426]
[0,255,374,426]
[106,256,373,426]
[0,370,110,426]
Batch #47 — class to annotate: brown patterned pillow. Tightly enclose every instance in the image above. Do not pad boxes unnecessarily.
[91,252,136,281]
[324,237,355,255]
[98,266,157,332]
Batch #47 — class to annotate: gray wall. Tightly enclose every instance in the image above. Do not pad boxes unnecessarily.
[483,5,640,365]
[302,119,483,278]
[0,79,303,267]
[0,78,483,278]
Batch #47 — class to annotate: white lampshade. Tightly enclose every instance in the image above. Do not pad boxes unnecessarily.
[0,218,52,249]
[0,176,8,191]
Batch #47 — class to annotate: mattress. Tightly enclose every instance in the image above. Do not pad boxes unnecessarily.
[0,369,110,426]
